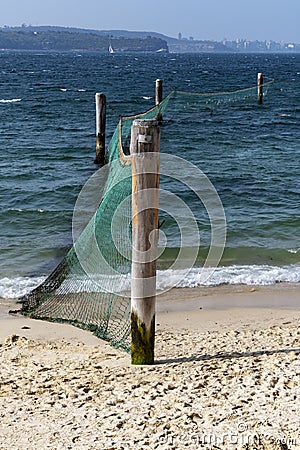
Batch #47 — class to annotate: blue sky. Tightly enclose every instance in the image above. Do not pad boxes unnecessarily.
[1,0,299,43]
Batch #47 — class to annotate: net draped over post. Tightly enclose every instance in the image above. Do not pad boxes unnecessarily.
[19,82,274,352]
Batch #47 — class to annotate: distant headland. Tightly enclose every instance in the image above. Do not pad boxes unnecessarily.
[0,25,299,53]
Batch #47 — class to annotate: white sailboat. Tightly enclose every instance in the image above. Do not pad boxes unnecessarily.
[108,43,115,54]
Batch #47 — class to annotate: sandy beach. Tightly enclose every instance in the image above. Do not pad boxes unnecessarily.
[0,284,299,449]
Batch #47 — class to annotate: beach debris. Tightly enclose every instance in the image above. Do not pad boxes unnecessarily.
[4,334,20,346]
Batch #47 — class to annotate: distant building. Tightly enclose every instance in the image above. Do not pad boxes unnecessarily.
[178,32,182,40]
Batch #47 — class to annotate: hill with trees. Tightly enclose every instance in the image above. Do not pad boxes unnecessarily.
[0,27,168,52]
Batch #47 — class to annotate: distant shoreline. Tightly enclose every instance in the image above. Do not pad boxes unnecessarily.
[1,25,299,53]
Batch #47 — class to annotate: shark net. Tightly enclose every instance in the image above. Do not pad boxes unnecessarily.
[19,81,273,352]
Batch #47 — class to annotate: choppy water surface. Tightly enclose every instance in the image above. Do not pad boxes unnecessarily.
[0,51,299,296]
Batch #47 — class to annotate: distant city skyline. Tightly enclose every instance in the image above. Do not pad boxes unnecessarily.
[1,0,299,43]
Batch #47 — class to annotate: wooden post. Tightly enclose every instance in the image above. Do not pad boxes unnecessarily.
[94,93,106,165]
[131,119,160,365]
[257,73,263,105]
[155,79,163,105]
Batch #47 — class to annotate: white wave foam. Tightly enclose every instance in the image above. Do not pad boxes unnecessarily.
[1,264,299,299]
[8,208,45,213]
[156,264,300,290]
[0,98,22,103]
[288,247,300,254]
[0,276,45,299]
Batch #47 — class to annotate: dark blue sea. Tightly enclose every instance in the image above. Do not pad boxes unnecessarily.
[0,51,299,297]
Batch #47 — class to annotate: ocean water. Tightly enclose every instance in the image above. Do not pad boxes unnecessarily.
[0,51,299,298]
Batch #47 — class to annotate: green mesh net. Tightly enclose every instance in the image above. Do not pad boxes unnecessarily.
[19,82,273,352]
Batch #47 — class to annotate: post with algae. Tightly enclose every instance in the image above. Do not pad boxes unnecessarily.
[131,119,160,365]
[94,92,106,165]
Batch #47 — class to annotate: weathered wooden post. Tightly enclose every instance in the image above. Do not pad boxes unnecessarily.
[257,73,263,105]
[155,79,163,105]
[155,79,163,124]
[131,119,160,365]
[94,92,106,165]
